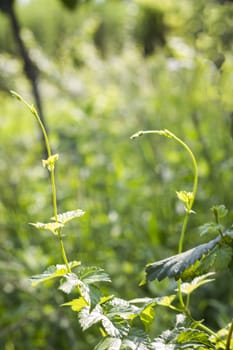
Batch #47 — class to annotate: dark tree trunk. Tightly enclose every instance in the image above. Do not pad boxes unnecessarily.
[0,0,48,157]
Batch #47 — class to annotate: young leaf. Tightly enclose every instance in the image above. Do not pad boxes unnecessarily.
[211,205,228,219]
[199,223,224,237]
[62,297,88,312]
[42,154,59,171]
[30,222,64,235]
[178,272,215,295]
[29,261,81,286]
[145,235,221,282]
[51,209,85,224]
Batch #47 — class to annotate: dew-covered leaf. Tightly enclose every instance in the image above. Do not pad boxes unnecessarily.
[52,209,85,224]
[29,261,81,286]
[145,235,221,282]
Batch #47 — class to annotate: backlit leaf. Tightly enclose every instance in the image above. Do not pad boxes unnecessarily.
[179,273,215,295]
[29,261,81,286]
[62,297,88,312]
[52,209,85,224]
[94,337,122,350]
[30,221,64,235]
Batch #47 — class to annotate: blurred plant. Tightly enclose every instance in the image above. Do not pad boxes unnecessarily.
[10,91,233,349]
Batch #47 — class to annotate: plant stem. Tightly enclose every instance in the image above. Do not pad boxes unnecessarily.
[131,129,198,311]
[11,91,71,272]
[226,319,233,350]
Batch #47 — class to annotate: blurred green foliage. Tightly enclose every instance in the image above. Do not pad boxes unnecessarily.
[0,0,233,348]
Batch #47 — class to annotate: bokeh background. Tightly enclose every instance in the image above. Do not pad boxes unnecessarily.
[0,0,233,349]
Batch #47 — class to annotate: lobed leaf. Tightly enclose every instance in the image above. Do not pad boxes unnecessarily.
[62,297,88,312]
[178,272,215,295]
[145,235,221,282]
[29,261,80,286]
[77,266,112,284]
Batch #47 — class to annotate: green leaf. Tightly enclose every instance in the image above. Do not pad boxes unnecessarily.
[179,273,215,295]
[121,328,151,350]
[176,328,213,348]
[77,266,112,284]
[29,261,81,286]
[52,209,85,224]
[94,337,122,350]
[79,304,129,337]
[30,221,64,235]
[211,205,228,219]
[199,223,224,237]
[140,304,155,331]
[105,297,138,320]
[79,304,104,330]
[59,273,79,294]
[214,244,233,270]
[62,297,88,312]
[145,235,221,282]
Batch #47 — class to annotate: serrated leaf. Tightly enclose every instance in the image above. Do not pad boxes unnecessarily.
[121,328,151,350]
[178,273,215,295]
[176,328,213,348]
[145,235,221,282]
[104,298,138,320]
[155,295,176,307]
[79,304,103,330]
[77,266,111,284]
[94,337,122,350]
[62,297,88,311]
[140,304,155,330]
[59,273,79,294]
[30,221,64,235]
[52,209,85,224]
[29,261,81,286]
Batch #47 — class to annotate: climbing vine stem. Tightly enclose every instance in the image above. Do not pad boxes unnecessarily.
[11,91,71,273]
[131,129,198,311]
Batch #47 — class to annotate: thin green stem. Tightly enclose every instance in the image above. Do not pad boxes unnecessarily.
[131,129,198,311]
[226,319,233,350]
[11,91,71,272]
